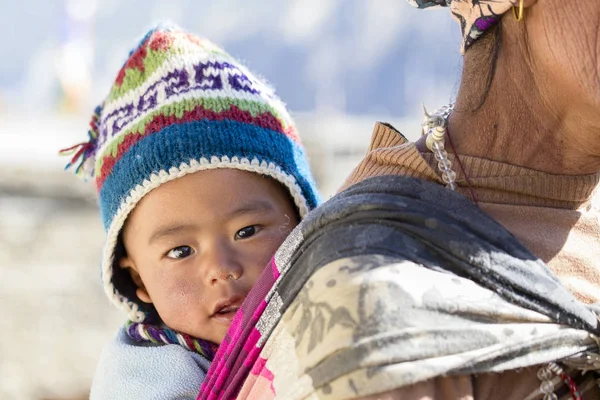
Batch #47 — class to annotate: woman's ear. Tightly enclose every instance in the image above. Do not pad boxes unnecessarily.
[119,257,153,304]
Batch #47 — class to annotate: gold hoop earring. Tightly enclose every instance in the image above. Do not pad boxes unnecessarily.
[512,0,525,21]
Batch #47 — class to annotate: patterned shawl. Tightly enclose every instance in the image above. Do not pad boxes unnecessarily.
[408,0,516,52]
[198,175,600,399]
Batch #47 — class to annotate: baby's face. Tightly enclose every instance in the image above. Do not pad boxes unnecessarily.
[120,169,299,344]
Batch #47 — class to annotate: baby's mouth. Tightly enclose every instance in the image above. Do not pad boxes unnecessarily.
[216,304,240,315]
[211,296,244,323]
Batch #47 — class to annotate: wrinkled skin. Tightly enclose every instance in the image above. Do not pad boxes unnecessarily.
[435,0,600,176]
[385,1,600,399]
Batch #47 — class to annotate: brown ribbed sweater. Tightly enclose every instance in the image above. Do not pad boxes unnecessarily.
[341,123,600,400]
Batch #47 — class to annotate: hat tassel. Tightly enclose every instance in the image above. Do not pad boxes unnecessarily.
[59,104,102,179]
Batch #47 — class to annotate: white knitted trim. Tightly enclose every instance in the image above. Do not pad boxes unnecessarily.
[101,156,309,322]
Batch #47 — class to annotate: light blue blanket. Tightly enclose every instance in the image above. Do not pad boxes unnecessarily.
[91,325,210,400]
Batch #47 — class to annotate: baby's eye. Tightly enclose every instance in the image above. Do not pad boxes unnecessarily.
[166,246,195,259]
[235,225,259,240]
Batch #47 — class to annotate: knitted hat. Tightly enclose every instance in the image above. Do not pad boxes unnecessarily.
[60,24,320,323]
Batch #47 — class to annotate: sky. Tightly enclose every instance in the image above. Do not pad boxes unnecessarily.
[0,0,462,118]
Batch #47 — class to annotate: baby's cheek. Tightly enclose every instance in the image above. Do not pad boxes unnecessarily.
[256,232,288,261]
[174,278,208,310]
[264,230,290,252]
[246,243,278,283]
[153,273,208,321]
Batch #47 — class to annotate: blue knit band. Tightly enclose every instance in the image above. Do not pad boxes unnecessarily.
[100,119,318,231]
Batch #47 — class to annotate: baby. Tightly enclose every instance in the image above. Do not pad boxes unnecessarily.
[59,24,319,399]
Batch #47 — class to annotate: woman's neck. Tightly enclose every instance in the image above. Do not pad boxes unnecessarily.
[445,33,600,176]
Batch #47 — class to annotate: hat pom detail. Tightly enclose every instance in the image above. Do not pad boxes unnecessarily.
[59,104,102,179]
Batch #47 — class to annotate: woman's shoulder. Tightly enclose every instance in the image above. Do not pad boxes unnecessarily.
[90,324,210,400]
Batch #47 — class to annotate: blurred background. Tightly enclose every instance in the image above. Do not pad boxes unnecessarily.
[0,1,460,399]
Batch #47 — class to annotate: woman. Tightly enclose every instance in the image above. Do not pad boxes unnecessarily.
[199,1,600,399]
[341,1,600,398]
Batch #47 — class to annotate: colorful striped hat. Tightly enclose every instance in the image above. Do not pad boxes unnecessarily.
[60,23,320,322]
